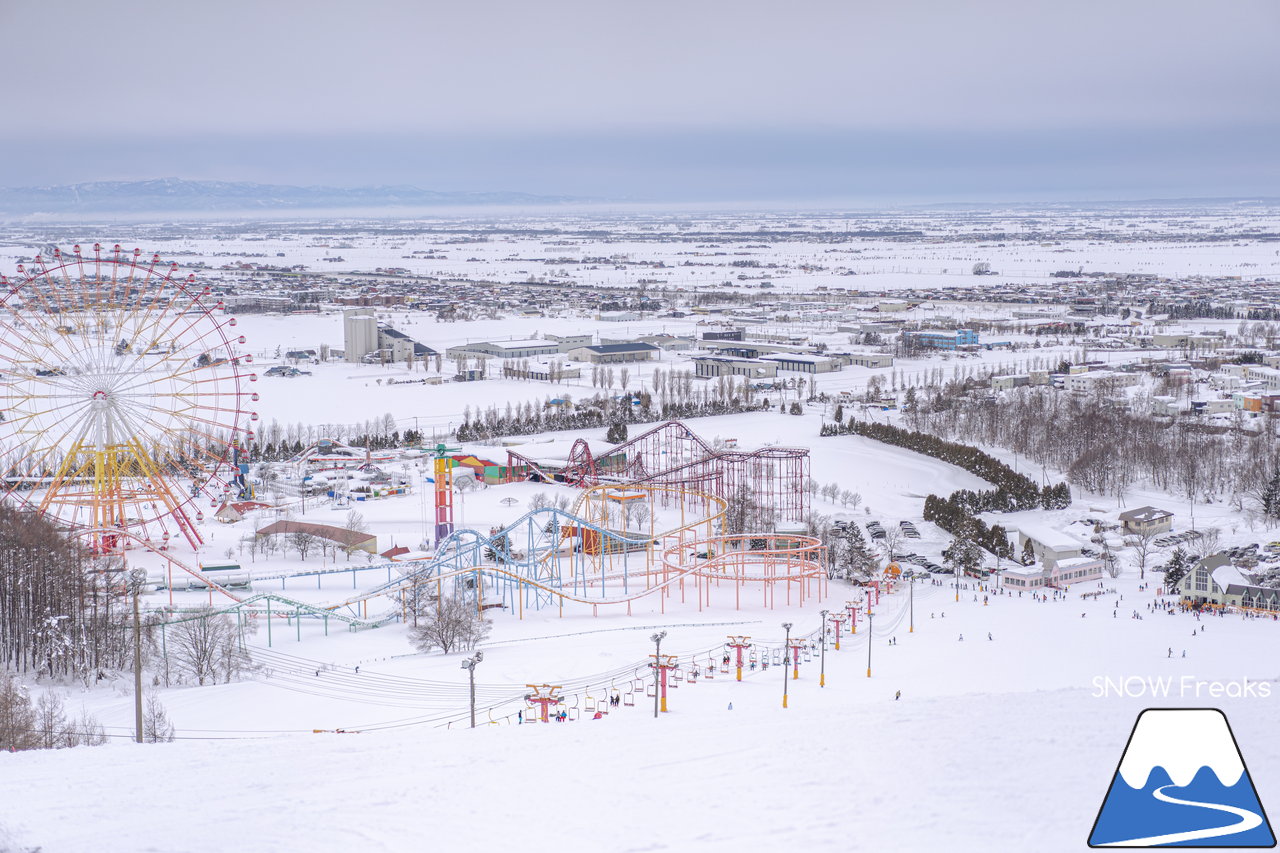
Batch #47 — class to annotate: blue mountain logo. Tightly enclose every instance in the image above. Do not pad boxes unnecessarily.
[1089,708,1275,847]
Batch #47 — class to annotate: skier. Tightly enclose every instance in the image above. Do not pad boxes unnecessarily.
[959,634,964,641]
[895,690,901,701]
[987,632,992,641]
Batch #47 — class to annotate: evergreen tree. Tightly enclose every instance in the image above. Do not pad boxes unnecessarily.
[841,523,878,581]
[1261,468,1280,520]
[943,524,984,577]
[1160,547,1194,589]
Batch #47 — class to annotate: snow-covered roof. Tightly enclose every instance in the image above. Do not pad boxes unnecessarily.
[1211,564,1250,591]
[1054,556,1103,570]
[1002,565,1044,578]
[1119,506,1173,523]
[1013,522,1081,553]
[486,339,556,349]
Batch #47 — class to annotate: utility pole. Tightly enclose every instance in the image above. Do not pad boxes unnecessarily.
[781,622,793,708]
[866,611,874,678]
[650,631,666,719]
[909,576,915,633]
[461,651,484,728]
[129,567,146,744]
[819,609,828,687]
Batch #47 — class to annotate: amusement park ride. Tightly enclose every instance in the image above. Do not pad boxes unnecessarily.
[0,246,832,636]
[0,245,257,554]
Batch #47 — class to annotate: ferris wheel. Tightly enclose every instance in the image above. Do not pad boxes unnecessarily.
[0,244,259,552]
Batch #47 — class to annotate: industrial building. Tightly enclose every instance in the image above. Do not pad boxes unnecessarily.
[691,355,778,379]
[565,343,660,364]
[342,307,436,363]
[446,340,562,360]
[904,329,980,351]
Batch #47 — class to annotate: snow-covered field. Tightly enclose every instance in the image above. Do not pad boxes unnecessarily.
[4,566,1277,853]
[3,211,1280,853]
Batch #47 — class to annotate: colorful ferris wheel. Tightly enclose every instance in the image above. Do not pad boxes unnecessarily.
[0,244,259,552]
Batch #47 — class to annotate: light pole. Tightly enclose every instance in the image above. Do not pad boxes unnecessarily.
[909,574,914,633]
[819,609,828,688]
[129,567,147,744]
[461,651,484,728]
[781,622,793,708]
[650,631,666,719]
[866,611,874,678]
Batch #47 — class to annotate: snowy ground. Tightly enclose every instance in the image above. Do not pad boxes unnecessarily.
[4,569,1278,853]
[4,212,1280,852]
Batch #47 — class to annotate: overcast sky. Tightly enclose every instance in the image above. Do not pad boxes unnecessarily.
[2,0,1276,203]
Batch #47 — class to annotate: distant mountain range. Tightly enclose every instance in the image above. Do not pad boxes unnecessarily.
[0,178,579,215]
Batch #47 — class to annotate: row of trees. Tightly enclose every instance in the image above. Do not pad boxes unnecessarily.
[456,389,770,443]
[0,506,133,680]
[821,418,1070,512]
[906,384,1280,526]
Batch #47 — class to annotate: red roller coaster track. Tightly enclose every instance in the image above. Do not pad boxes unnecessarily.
[505,420,810,522]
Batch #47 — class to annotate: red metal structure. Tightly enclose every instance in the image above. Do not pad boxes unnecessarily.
[650,653,678,712]
[505,420,810,523]
[725,635,752,681]
[787,637,804,679]
[828,612,847,650]
[846,599,862,629]
[524,684,563,723]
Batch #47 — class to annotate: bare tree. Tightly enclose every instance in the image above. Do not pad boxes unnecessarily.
[409,595,492,654]
[343,510,370,561]
[289,531,318,561]
[881,524,904,562]
[0,675,36,751]
[168,610,250,686]
[1126,529,1161,580]
[143,692,176,743]
[32,692,70,749]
